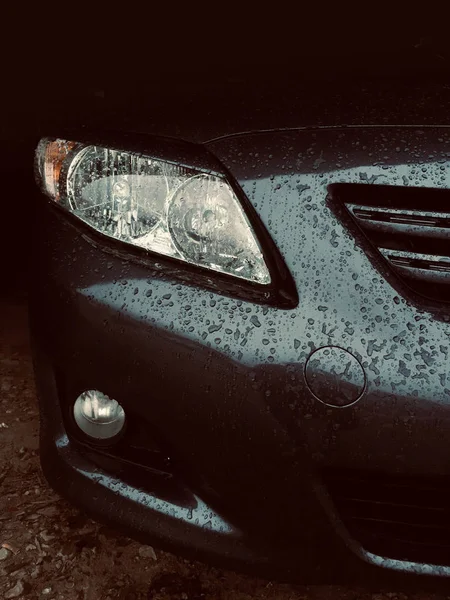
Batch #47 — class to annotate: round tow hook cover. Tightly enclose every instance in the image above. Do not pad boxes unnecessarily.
[305,346,366,408]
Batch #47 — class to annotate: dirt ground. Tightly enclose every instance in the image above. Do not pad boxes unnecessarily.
[1,300,449,599]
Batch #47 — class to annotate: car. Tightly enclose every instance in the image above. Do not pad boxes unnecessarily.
[29,67,450,584]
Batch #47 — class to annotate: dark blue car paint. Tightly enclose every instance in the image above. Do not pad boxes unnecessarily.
[30,82,450,582]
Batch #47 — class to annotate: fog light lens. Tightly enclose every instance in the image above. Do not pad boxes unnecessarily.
[73,390,125,440]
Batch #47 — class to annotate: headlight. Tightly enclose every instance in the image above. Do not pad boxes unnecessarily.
[36,138,271,285]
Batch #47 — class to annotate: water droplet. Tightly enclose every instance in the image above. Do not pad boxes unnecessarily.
[250,315,261,328]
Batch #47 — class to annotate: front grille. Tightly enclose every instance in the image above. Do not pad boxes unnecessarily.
[324,468,450,566]
[329,183,450,306]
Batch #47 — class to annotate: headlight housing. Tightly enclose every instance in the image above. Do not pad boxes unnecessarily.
[36,138,271,285]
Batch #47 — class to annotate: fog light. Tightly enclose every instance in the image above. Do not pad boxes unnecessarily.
[73,390,125,440]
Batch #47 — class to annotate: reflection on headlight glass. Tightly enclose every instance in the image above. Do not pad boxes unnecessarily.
[41,141,271,284]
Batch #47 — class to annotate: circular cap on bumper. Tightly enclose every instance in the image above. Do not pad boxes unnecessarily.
[305,346,366,407]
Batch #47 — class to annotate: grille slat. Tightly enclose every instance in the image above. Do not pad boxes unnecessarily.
[349,515,450,532]
[338,498,446,527]
[348,203,450,240]
[324,468,450,565]
[379,248,450,283]
[342,496,446,511]
[329,183,450,305]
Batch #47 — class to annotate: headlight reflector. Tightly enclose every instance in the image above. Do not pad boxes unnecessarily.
[36,138,270,285]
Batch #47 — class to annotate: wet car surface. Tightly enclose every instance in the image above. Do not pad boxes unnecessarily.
[27,78,450,584]
[6,301,448,600]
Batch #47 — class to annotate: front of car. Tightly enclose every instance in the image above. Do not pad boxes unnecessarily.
[29,73,450,583]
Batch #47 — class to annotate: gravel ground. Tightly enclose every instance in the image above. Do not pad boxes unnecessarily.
[1,300,449,599]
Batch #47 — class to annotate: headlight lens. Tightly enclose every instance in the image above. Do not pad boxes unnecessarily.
[36,138,270,284]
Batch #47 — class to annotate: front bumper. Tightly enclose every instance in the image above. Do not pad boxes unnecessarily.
[29,125,450,583]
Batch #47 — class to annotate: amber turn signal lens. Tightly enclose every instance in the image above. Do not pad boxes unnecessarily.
[41,139,76,200]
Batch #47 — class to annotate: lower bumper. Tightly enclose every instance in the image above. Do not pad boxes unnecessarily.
[32,334,357,583]
[29,201,450,584]
[35,338,266,573]
[33,333,450,585]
